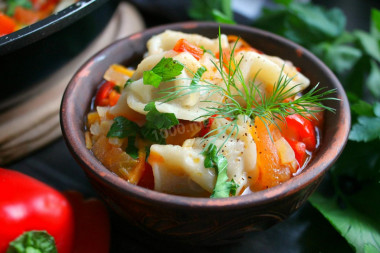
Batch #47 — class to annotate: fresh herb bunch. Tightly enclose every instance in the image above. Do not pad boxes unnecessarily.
[189,0,380,251]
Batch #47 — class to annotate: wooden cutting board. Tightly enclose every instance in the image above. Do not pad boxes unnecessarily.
[0,2,145,165]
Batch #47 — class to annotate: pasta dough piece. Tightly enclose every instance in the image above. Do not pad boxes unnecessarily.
[147,30,229,56]
[234,51,310,104]
[149,116,257,197]
[123,51,223,121]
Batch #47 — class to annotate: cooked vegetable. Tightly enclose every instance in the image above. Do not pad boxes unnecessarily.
[85,30,335,198]
[0,0,77,36]
[0,168,74,253]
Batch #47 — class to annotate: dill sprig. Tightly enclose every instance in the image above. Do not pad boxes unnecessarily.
[154,28,338,152]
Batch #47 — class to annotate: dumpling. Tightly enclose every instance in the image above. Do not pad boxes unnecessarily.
[148,116,258,197]
[147,30,229,56]
[232,51,310,105]
[122,50,223,121]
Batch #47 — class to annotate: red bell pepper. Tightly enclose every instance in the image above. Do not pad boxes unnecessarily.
[198,115,216,137]
[173,38,204,60]
[0,168,75,253]
[137,162,154,190]
[286,139,307,167]
[283,114,317,151]
[94,81,117,107]
[0,13,16,37]
[64,191,110,253]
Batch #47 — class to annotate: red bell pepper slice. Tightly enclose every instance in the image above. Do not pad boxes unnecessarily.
[286,139,307,168]
[173,38,204,60]
[64,191,110,253]
[283,114,317,151]
[94,81,117,107]
[0,13,16,36]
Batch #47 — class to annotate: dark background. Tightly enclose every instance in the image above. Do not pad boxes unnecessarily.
[7,0,380,252]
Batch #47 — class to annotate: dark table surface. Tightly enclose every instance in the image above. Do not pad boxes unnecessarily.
[7,0,380,252]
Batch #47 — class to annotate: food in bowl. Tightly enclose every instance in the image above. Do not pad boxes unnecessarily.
[84,29,335,198]
[0,0,77,36]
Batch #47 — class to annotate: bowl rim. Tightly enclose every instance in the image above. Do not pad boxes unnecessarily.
[0,0,109,55]
[61,21,351,210]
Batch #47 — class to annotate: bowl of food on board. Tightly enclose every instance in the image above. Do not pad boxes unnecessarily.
[60,22,350,244]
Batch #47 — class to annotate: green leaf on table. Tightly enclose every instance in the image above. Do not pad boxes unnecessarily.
[309,192,380,253]
[351,100,374,117]
[284,3,346,45]
[354,30,380,62]
[7,231,57,253]
[312,42,362,75]
[274,0,293,6]
[349,115,380,142]
[212,9,235,24]
[366,60,380,99]
[370,9,380,39]
[143,58,184,87]
[189,0,233,22]
[107,116,140,138]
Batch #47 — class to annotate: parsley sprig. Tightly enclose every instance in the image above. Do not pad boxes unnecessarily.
[107,102,179,158]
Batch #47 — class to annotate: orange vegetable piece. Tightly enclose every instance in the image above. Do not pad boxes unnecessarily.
[250,117,291,191]
[14,7,39,25]
[173,38,204,60]
[0,13,16,36]
[165,121,203,146]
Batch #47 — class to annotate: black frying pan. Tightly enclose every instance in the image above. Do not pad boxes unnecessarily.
[0,0,118,109]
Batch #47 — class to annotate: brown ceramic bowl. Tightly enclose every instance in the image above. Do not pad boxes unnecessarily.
[60,22,350,245]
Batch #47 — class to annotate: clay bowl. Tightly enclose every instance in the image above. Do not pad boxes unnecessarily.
[60,22,350,245]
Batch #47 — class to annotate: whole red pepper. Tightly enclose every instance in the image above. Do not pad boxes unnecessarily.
[0,168,75,253]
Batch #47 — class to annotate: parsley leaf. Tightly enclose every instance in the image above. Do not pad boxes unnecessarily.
[124,79,134,88]
[189,0,234,24]
[143,71,162,88]
[106,116,139,138]
[190,66,207,87]
[144,102,179,130]
[310,190,380,253]
[203,144,239,198]
[200,46,214,56]
[6,0,32,16]
[143,58,184,87]
[126,136,139,159]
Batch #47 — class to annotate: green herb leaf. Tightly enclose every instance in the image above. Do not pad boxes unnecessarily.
[6,0,32,16]
[124,79,134,88]
[212,9,235,24]
[7,231,57,253]
[126,136,139,159]
[200,46,214,56]
[309,190,380,253]
[349,115,380,142]
[143,58,184,87]
[144,102,179,130]
[366,60,380,99]
[143,71,162,88]
[107,116,140,138]
[354,30,380,62]
[190,66,207,87]
[203,144,238,198]
[189,0,233,22]
[351,100,375,117]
